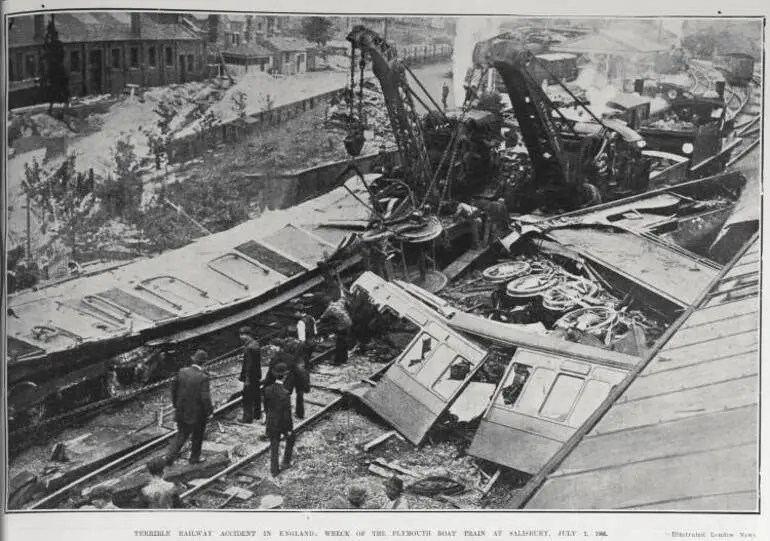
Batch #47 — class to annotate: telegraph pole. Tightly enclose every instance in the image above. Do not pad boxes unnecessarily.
[383,18,389,41]
[26,193,32,264]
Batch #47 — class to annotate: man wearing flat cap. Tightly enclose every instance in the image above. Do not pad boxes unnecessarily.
[264,362,295,476]
[166,349,213,466]
[238,326,262,424]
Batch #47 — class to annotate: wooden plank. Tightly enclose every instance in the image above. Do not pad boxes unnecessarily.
[663,312,758,350]
[622,352,757,402]
[630,491,758,511]
[724,260,760,279]
[705,285,759,307]
[593,376,757,435]
[557,405,757,475]
[363,431,398,452]
[645,347,757,375]
[661,328,757,358]
[441,248,486,282]
[527,443,757,510]
[678,297,758,329]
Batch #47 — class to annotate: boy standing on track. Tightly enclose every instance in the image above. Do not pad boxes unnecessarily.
[238,326,262,424]
[166,349,213,466]
[264,363,295,477]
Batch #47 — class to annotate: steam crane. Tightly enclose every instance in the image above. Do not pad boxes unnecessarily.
[345,25,435,205]
[473,35,652,212]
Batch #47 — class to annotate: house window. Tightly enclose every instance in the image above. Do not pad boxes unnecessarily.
[148,46,157,67]
[25,54,37,78]
[130,47,139,68]
[165,47,173,66]
[9,57,15,81]
[70,50,81,72]
[111,48,121,69]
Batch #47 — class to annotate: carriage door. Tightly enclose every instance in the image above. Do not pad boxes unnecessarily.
[360,320,489,445]
[469,348,628,474]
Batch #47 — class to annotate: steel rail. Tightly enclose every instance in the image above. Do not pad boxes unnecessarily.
[180,361,394,503]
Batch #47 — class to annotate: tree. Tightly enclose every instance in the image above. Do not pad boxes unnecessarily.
[41,16,70,115]
[301,16,334,49]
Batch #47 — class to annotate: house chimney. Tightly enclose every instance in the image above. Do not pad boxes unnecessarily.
[245,15,254,43]
[34,14,45,39]
[131,13,141,35]
[208,15,219,44]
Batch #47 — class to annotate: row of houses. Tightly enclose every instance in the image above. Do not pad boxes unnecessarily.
[8,13,205,107]
[7,13,326,109]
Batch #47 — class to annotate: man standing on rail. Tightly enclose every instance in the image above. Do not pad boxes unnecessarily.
[264,362,295,477]
[238,326,262,424]
[166,349,213,466]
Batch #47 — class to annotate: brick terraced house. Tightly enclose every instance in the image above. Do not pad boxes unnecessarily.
[8,12,206,108]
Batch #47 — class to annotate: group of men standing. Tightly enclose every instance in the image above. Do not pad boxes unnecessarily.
[163,308,327,479]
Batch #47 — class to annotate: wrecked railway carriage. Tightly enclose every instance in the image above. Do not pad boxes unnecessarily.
[348,168,755,483]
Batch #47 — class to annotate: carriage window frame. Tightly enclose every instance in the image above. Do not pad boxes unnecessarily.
[399,332,438,375]
[539,372,585,422]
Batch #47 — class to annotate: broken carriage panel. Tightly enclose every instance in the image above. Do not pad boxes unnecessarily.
[260,224,337,268]
[360,319,489,446]
[235,240,308,277]
[545,227,719,307]
[469,349,628,474]
[134,276,215,312]
[207,252,286,293]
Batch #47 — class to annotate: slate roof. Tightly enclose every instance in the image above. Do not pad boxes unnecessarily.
[221,43,274,58]
[9,13,200,49]
[263,36,317,52]
[516,236,760,511]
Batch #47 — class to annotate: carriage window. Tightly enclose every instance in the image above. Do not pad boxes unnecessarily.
[500,363,532,407]
[208,253,272,290]
[514,367,556,416]
[432,356,472,399]
[540,373,585,422]
[400,333,436,374]
[571,379,612,426]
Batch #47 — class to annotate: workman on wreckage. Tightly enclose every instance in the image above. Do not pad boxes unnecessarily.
[319,281,354,366]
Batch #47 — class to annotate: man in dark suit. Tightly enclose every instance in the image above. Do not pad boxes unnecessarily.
[165,349,213,466]
[263,338,310,420]
[238,326,262,424]
[264,363,295,477]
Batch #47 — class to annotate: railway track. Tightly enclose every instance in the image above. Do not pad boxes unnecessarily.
[23,340,400,510]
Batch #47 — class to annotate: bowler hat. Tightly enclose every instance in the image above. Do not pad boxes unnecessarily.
[239,326,254,337]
